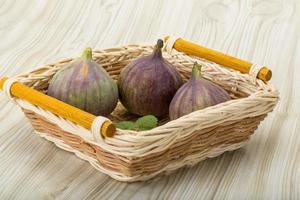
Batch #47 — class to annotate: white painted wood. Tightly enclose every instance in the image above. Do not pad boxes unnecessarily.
[0,0,299,199]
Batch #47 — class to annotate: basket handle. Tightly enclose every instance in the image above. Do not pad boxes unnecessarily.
[0,77,116,137]
[164,36,272,81]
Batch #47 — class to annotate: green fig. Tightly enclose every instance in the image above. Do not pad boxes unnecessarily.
[48,48,118,116]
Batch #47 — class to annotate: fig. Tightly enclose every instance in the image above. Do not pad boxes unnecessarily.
[118,39,183,117]
[169,63,231,120]
[48,47,118,116]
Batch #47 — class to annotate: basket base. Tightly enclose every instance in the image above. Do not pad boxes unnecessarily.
[35,130,249,182]
[22,108,266,182]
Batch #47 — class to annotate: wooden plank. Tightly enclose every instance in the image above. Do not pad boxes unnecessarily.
[0,0,299,199]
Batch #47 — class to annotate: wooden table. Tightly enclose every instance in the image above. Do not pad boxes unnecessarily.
[0,0,299,199]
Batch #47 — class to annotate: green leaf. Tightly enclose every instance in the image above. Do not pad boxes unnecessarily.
[116,115,158,131]
[135,115,158,131]
[116,121,137,130]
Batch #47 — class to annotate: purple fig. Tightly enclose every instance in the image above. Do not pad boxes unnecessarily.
[118,39,183,117]
[48,47,118,116]
[169,63,231,120]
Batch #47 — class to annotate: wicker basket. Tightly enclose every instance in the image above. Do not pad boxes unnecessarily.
[0,41,279,182]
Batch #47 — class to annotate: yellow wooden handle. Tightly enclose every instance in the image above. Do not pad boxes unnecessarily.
[164,36,272,81]
[0,77,115,137]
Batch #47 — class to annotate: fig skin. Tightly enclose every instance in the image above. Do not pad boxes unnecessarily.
[118,39,183,117]
[48,47,118,116]
[169,63,231,120]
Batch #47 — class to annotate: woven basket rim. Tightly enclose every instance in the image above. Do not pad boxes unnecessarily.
[13,43,279,133]
[7,43,279,158]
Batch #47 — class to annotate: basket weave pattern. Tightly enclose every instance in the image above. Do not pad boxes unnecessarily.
[10,44,278,182]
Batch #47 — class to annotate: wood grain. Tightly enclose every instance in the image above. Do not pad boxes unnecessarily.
[0,0,299,199]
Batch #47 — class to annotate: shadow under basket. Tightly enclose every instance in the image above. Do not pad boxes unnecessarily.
[6,44,278,182]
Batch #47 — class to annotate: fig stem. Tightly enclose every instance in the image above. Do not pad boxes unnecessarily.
[152,39,164,58]
[192,62,202,80]
[82,47,92,61]
[155,39,164,50]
